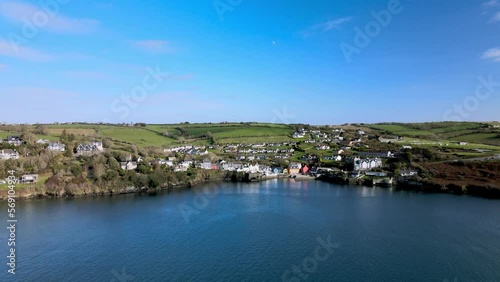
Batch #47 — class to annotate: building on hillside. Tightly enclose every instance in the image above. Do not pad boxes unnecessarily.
[315,145,330,150]
[400,170,418,177]
[365,171,387,177]
[120,161,138,171]
[6,136,22,146]
[357,151,394,158]
[346,157,382,171]
[0,149,19,160]
[76,142,104,155]
[200,159,212,170]
[300,165,309,174]
[47,142,66,152]
[92,142,104,151]
[21,174,38,183]
[292,132,305,138]
[288,162,301,175]
[36,139,49,144]
[221,162,243,171]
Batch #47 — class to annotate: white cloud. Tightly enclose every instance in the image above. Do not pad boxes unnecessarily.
[0,64,7,71]
[315,17,353,31]
[131,40,173,53]
[492,11,500,21]
[483,0,499,7]
[482,47,500,62]
[0,39,51,61]
[0,1,99,34]
[302,17,352,37]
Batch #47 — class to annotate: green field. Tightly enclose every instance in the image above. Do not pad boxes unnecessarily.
[368,122,499,145]
[1,122,498,152]
[98,127,177,147]
[1,123,294,147]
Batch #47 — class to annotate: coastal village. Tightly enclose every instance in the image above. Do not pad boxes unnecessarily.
[0,125,422,188]
[0,122,499,198]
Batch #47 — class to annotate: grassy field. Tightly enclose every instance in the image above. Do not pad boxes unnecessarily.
[367,122,499,145]
[148,123,293,145]
[0,173,51,190]
[453,133,500,146]
[98,127,177,147]
[1,122,498,150]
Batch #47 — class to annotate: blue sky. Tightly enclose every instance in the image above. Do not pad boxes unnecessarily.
[0,0,499,124]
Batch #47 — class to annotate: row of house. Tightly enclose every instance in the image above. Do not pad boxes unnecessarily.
[164,146,208,155]
[76,142,104,155]
[345,157,383,171]
[1,136,23,146]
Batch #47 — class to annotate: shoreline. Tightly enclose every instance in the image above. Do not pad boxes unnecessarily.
[2,174,499,201]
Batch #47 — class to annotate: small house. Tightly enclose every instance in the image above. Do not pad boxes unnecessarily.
[120,161,137,171]
[0,149,19,160]
[47,142,66,152]
[21,174,38,183]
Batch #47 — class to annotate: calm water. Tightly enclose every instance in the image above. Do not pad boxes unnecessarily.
[1,179,500,281]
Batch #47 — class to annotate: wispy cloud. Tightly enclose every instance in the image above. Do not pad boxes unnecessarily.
[131,40,174,53]
[483,0,499,8]
[491,11,500,21]
[302,17,352,37]
[482,47,500,62]
[0,64,7,71]
[0,39,51,61]
[315,17,353,31]
[0,1,99,34]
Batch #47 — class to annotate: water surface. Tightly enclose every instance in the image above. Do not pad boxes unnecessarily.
[1,179,499,281]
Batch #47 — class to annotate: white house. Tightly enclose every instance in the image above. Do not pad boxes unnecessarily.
[77,142,103,154]
[156,159,174,166]
[36,139,49,144]
[200,159,212,170]
[6,136,22,146]
[47,142,65,152]
[221,162,243,171]
[349,157,382,171]
[315,145,330,150]
[120,161,137,171]
[92,142,104,151]
[400,170,418,177]
[0,149,19,160]
[21,174,38,183]
[292,131,305,138]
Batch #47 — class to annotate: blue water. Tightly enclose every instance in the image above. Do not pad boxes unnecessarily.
[1,179,500,281]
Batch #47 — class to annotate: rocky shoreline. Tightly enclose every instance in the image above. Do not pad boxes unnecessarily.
[2,171,500,200]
